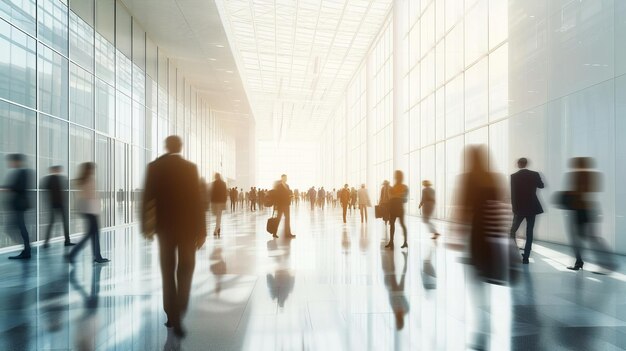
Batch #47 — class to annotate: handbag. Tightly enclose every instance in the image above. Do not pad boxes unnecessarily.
[266,210,279,235]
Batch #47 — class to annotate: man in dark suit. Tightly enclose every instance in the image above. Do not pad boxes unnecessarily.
[2,154,33,259]
[510,158,544,264]
[142,136,206,338]
[41,165,74,247]
[274,174,295,239]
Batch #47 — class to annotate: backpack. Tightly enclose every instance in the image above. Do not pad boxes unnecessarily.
[264,189,276,207]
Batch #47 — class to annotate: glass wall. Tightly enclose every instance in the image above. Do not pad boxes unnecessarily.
[319,0,626,253]
[0,0,235,250]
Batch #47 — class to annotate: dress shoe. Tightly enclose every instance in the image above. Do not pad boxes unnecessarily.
[272,234,278,239]
[401,242,408,249]
[94,257,110,264]
[173,324,187,338]
[431,233,440,240]
[64,241,76,246]
[43,242,50,249]
[567,263,584,271]
[65,254,75,264]
[385,242,394,249]
[522,258,529,264]
[9,253,31,260]
[286,234,296,239]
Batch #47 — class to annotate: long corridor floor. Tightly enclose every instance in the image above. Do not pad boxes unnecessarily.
[1,204,625,351]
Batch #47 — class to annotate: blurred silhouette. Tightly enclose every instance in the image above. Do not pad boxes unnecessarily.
[317,187,325,209]
[142,136,207,338]
[293,188,299,207]
[376,180,391,225]
[381,250,410,330]
[266,234,295,308]
[509,158,544,264]
[41,165,74,247]
[419,180,439,240]
[2,154,33,259]
[230,187,238,212]
[210,173,227,237]
[66,163,109,264]
[249,187,257,211]
[357,184,371,223]
[452,145,514,349]
[273,175,295,238]
[339,184,350,223]
[200,178,209,212]
[560,157,615,272]
[308,187,316,211]
[350,187,357,212]
[386,171,409,250]
[70,265,102,351]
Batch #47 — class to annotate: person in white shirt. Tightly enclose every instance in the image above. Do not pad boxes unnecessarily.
[357,184,372,223]
[66,162,109,264]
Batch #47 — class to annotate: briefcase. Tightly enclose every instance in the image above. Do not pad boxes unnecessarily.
[375,204,388,219]
[266,216,279,235]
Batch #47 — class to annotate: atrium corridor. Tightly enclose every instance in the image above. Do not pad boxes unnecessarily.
[1,205,625,351]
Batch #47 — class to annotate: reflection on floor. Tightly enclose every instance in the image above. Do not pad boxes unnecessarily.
[1,205,625,350]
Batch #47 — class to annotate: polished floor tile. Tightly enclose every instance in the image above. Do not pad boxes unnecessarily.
[0,204,625,350]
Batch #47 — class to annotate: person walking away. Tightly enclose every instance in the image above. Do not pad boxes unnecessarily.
[141,136,206,338]
[42,165,74,247]
[357,184,372,223]
[273,175,296,239]
[339,184,351,223]
[379,180,391,226]
[419,180,439,240]
[509,158,544,264]
[210,173,227,237]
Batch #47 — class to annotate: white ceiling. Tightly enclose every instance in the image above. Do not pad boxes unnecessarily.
[121,0,251,117]
[216,0,393,142]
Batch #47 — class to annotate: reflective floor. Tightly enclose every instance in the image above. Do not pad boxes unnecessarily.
[1,204,625,351]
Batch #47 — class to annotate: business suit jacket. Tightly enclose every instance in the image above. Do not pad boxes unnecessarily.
[210,179,228,204]
[42,174,68,208]
[273,182,292,208]
[510,169,544,216]
[142,154,206,243]
[5,168,32,211]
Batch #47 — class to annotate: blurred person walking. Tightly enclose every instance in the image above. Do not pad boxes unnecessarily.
[419,180,439,240]
[210,173,227,237]
[339,184,351,223]
[308,187,316,211]
[273,175,296,239]
[385,171,409,249]
[66,162,109,264]
[378,180,391,225]
[2,154,33,259]
[509,158,544,264]
[357,184,371,223]
[42,165,74,247]
[561,157,615,272]
[142,136,206,337]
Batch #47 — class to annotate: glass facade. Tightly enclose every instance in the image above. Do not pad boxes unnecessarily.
[0,0,235,250]
[319,0,626,253]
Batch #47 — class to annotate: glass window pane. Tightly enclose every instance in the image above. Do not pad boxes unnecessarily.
[95,79,115,135]
[132,64,145,104]
[445,22,463,81]
[38,0,69,55]
[464,0,488,66]
[0,21,37,108]
[95,0,114,44]
[69,11,94,72]
[116,92,131,142]
[489,43,509,121]
[116,51,132,96]
[69,125,94,234]
[70,0,93,27]
[132,19,146,70]
[132,100,145,147]
[115,0,132,58]
[95,33,115,84]
[0,0,36,36]
[38,43,69,119]
[70,63,94,128]
[445,74,464,137]
[464,56,488,130]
